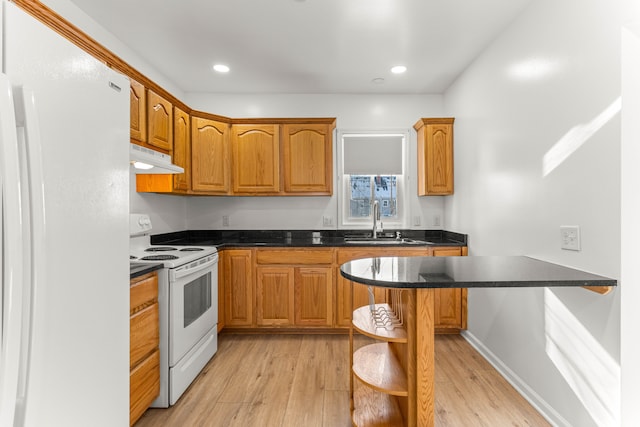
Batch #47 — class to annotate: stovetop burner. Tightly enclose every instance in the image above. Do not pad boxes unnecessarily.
[145,247,178,252]
[179,248,204,252]
[141,254,179,261]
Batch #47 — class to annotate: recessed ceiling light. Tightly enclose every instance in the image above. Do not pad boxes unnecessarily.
[372,78,385,84]
[213,64,230,73]
[391,65,407,74]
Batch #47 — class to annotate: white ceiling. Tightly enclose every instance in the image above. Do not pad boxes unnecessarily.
[69,0,533,94]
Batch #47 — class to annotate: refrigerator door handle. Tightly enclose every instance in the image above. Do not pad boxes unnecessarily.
[13,85,45,424]
[0,74,25,427]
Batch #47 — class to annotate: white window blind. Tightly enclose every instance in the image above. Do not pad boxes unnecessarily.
[342,134,403,175]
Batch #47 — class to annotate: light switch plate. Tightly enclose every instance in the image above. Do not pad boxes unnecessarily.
[560,226,581,251]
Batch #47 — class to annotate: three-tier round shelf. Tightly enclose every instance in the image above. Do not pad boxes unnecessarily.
[350,293,430,426]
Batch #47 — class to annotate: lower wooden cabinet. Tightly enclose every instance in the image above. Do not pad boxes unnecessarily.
[222,249,254,327]
[217,245,467,332]
[431,246,468,333]
[129,272,160,426]
[256,266,295,326]
[294,267,333,326]
[130,349,160,426]
[255,248,334,328]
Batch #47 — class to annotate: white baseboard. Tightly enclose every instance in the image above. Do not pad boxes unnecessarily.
[460,330,571,427]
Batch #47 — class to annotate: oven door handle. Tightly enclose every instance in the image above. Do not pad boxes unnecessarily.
[172,255,218,280]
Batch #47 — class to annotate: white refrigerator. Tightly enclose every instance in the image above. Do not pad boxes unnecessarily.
[0,1,130,426]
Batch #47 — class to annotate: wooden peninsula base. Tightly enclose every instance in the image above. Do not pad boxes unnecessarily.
[342,255,616,427]
[350,287,436,426]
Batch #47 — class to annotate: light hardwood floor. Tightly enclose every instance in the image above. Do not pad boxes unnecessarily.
[135,334,549,427]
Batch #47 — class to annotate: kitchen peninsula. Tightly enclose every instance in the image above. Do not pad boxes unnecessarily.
[340,256,616,427]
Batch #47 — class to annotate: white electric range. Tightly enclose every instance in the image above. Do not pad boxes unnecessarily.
[130,214,218,407]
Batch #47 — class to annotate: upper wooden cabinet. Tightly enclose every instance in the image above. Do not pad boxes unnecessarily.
[147,89,173,152]
[231,124,280,194]
[136,115,335,197]
[414,118,454,196]
[192,117,230,194]
[172,107,191,192]
[135,106,191,194]
[282,123,333,195]
[130,79,147,144]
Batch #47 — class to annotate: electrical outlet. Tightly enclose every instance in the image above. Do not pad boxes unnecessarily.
[323,216,333,226]
[433,215,441,227]
[560,226,581,251]
[222,215,230,227]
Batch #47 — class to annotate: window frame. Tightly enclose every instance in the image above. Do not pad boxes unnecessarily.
[337,130,410,230]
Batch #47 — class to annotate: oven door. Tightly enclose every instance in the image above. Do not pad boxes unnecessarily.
[169,253,218,366]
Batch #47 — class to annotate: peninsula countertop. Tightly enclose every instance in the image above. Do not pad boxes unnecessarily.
[339,255,617,289]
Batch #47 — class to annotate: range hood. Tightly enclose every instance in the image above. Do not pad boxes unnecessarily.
[130,143,184,174]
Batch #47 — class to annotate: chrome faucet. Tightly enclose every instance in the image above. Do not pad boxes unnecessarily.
[372,200,383,238]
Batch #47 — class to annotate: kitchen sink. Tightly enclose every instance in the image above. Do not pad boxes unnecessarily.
[344,237,428,245]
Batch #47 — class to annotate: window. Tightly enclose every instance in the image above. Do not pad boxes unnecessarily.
[348,175,397,219]
[338,131,409,229]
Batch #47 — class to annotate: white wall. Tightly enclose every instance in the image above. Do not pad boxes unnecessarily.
[620,15,640,427]
[185,94,447,230]
[129,171,189,234]
[444,0,624,425]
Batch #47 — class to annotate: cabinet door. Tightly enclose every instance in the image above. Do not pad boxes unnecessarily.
[130,79,147,144]
[130,349,160,426]
[282,124,332,195]
[223,249,253,327]
[294,267,333,326]
[147,90,173,152]
[218,252,225,332]
[130,303,159,369]
[172,107,191,192]
[231,124,280,194]
[135,109,189,194]
[415,118,454,195]
[191,117,230,194]
[256,267,294,326]
[431,247,465,331]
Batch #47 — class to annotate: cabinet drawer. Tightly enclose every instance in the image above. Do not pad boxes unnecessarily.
[256,249,333,265]
[337,247,428,264]
[130,272,158,312]
[130,303,159,368]
[130,349,160,426]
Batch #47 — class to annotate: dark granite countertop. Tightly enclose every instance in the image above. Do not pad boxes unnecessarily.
[150,229,467,249]
[340,256,617,289]
[130,262,163,280]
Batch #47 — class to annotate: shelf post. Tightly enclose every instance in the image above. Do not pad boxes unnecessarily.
[416,288,435,427]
